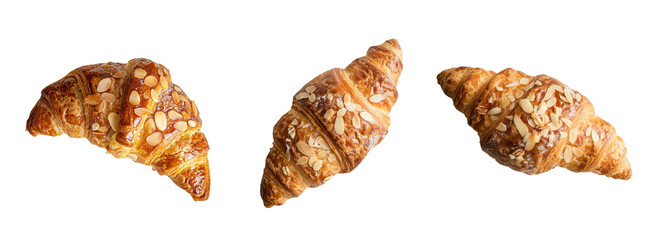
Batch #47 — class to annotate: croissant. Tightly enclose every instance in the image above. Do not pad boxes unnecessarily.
[260,39,403,207]
[26,58,210,200]
[437,67,631,179]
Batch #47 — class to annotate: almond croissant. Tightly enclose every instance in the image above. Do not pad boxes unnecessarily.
[437,67,631,179]
[260,39,403,207]
[26,58,210,200]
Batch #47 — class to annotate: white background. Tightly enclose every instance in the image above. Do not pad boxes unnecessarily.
[1,1,659,239]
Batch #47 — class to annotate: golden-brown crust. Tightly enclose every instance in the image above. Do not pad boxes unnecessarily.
[261,39,403,207]
[26,58,210,200]
[438,67,631,180]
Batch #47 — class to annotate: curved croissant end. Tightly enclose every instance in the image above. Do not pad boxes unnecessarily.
[26,58,210,200]
[261,39,403,207]
[437,67,631,180]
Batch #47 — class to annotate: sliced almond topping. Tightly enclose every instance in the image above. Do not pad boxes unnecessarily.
[172,91,180,103]
[134,108,150,116]
[564,87,574,104]
[527,93,535,102]
[308,156,318,167]
[168,110,182,120]
[370,94,385,103]
[295,92,309,100]
[337,108,347,117]
[159,76,168,90]
[476,105,488,115]
[496,122,507,132]
[549,121,562,131]
[575,93,582,102]
[506,81,520,88]
[296,141,314,157]
[188,120,197,128]
[324,109,335,120]
[545,97,557,108]
[345,103,357,112]
[145,118,156,133]
[519,99,534,113]
[97,126,109,133]
[496,86,504,91]
[100,93,116,103]
[133,68,147,79]
[313,161,323,171]
[144,75,158,87]
[519,77,530,85]
[328,153,337,163]
[572,148,584,157]
[569,128,578,144]
[84,95,102,105]
[146,132,163,146]
[174,121,188,132]
[97,78,112,92]
[487,107,502,115]
[291,119,298,125]
[191,101,198,117]
[287,126,295,138]
[308,93,316,102]
[127,153,138,161]
[535,80,542,86]
[336,98,344,108]
[113,71,126,79]
[352,115,361,129]
[149,89,158,102]
[515,90,524,99]
[129,91,141,105]
[543,86,557,101]
[563,148,572,163]
[154,111,167,131]
[343,94,352,106]
[308,136,315,147]
[550,112,559,125]
[541,128,550,137]
[513,115,528,137]
[505,115,513,120]
[282,166,289,176]
[561,117,572,127]
[359,111,375,122]
[524,135,534,151]
[305,85,316,93]
[318,138,329,149]
[592,130,599,143]
[91,123,100,131]
[108,112,119,131]
[560,131,568,138]
[334,116,345,134]
[297,156,308,165]
[184,100,192,113]
[586,126,592,136]
[508,95,516,102]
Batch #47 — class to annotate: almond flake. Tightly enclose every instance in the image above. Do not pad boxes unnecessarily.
[346,103,357,111]
[334,116,345,134]
[496,122,507,132]
[307,156,317,167]
[561,117,572,127]
[519,99,534,113]
[134,108,150,116]
[305,86,316,93]
[174,121,188,132]
[506,81,520,88]
[513,115,529,137]
[563,148,572,163]
[336,98,344,108]
[84,95,102,105]
[308,93,316,102]
[97,78,113,92]
[508,95,516,102]
[297,141,314,157]
[145,118,156,133]
[515,90,524,99]
[352,115,361,129]
[564,87,574,104]
[113,71,126,79]
[586,126,592,136]
[543,86,558,101]
[313,161,323,171]
[144,75,158,87]
[295,92,309,100]
[129,91,141,105]
[324,109,335,120]
[572,148,584,157]
[370,94,385,103]
[160,76,168,90]
[133,68,147,79]
[146,132,163,146]
[168,110,182,120]
[291,119,298,125]
[359,112,375,122]
[188,120,197,128]
[91,123,100,131]
[154,111,167,131]
[343,94,352,106]
[487,107,502,115]
[592,130,599,144]
[108,112,119,131]
[297,156,309,165]
[519,77,530,85]
[171,91,180,103]
[150,89,159,102]
[101,93,116,103]
[575,93,582,102]
[545,97,557,108]
[569,128,578,144]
